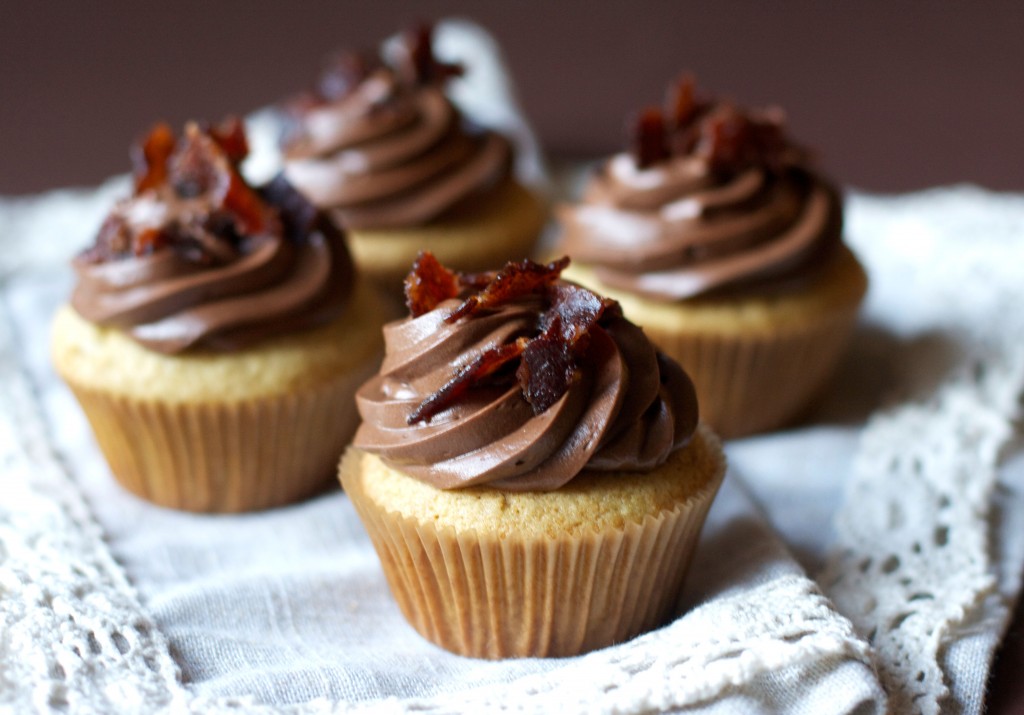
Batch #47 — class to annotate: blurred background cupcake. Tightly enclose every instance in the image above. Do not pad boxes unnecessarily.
[340,253,724,658]
[557,75,868,437]
[281,23,547,291]
[51,118,389,512]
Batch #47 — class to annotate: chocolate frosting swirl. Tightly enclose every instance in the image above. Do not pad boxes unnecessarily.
[353,282,698,491]
[558,80,843,301]
[71,122,354,354]
[282,30,512,230]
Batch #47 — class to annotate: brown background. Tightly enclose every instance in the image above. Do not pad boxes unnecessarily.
[1,1,1022,196]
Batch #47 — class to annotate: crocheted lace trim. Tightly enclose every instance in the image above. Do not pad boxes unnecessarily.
[0,296,185,713]
[820,188,1024,714]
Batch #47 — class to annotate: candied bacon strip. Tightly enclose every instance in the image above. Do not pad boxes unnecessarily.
[168,127,222,198]
[168,124,272,235]
[696,105,790,175]
[515,316,577,413]
[405,251,461,317]
[407,340,526,424]
[131,123,176,194]
[542,282,620,345]
[665,73,698,130]
[445,256,570,324]
[515,284,619,413]
[221,168,273,235]
[207,116,249,166]
[631,107,669,169]
[405,254,623,421]
[395,22,464,86]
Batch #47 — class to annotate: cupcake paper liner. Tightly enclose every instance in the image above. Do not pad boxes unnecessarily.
[648,306,861,438]
[342,455,723,659]
[66,368,370,512]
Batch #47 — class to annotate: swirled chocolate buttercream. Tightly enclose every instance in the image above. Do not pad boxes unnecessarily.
[353,253,698,491]
[71,119,353,354]
[281,23,512,230]
[559,75,843,301]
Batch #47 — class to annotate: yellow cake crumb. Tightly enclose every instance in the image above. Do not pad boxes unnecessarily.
[51,277,391,402]
[562,244,868,336]
[340,424,724,540]
[346,178,547,289]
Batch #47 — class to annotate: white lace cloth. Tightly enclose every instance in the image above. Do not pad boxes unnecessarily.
[6,185,1024,715]
[3,22,1024,714]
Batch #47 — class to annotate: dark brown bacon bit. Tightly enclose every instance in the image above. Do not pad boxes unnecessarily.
[406,255,622,423]
[221,168,273,235]
[207,116,249,166]
[445,256,570,324]
[87,121,279,265]
[168,128,223,198]
[515,316,576,413]
[631,107,670,169]
[696,105,788,175]
[516,284,619,413]
[407,340,526,424]
[664,73,710,156]
[132,228,168,257]
[405,251,461,317]
[629,74,799,174]
[168,125,271,235]
[131,123,176,194]
[542,282,620,345]
[395,22,465,87]
[665,73,698,130]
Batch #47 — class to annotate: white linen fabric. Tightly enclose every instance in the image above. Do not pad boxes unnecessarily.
[3,21,1024,715]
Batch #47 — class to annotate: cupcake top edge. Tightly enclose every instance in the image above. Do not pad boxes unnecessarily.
[558,73,845,302]
[70,118,355,355]
[280,22,513,230]
[353,252,700,492]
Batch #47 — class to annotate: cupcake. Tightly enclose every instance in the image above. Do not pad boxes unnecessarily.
[51,118,388,512]
[339,253,725,658]
[557,75,868,438]
[281,23,546,290]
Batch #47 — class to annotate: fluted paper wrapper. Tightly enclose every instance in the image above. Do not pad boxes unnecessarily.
[65,374,366,513]
[650,308,860,439]
[343,466,722,659]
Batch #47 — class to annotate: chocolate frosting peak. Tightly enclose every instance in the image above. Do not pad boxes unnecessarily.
[353,264,698,491]
[559,76,843,301]
[70,121,354,354]
[282,25,512,229]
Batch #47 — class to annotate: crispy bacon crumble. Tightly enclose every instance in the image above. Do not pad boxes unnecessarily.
[630,74,800,175]
[403,253,620,424]
[83,118,280,264]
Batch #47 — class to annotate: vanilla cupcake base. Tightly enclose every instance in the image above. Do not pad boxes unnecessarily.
[52,279,390,512]
[339,425,725,659]
[564,245,868,438]
[341,178,547,291]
